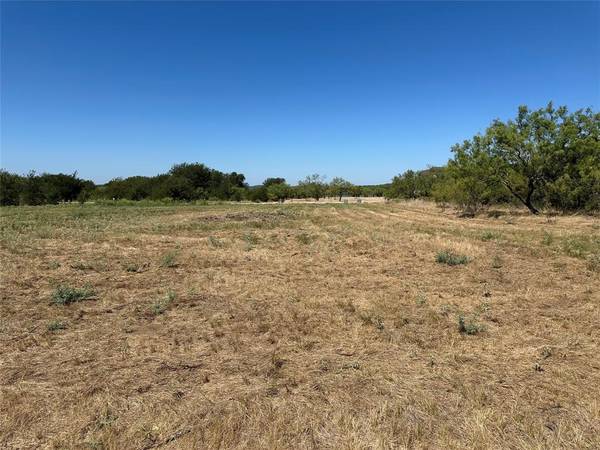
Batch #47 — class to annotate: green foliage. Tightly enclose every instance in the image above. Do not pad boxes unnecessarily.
[327,177,354,201]
[266,182,291,202]
[151,291,176,315]
[0,170,92,206]
[51,285,95,305]
[458,314,485,335]
[296,232,313,245]
[159,250,179,268]
[247,185,269,202]
[124,261,146,273]
[542,231,554,246]
[2,104,597,211]
[447,104,600,214]
[208,236,224,248]
[47,320,67,332]
[481,230,501,241]
[243,232,259,250]
[298,174,327,201]
[436,250,470,266]
[263,177,286,187]
[98,162,247,202]
[0,170,24,206]
[386,104,599,214]
[388,167,447,199]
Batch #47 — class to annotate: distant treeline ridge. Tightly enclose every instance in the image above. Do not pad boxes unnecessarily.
[1,103,598,213]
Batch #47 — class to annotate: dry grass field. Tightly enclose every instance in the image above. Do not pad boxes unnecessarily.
[1,201,599,449]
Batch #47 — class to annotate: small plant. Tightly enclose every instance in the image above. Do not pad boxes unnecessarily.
[336,299,356,313]
[541,346,553,359]
[562,237,588,258]
[296,233,313,245]
[243,233,259,250]
[208,236,223,248]
[96,408,118,429]
[359,312,384,330]
[542,231,553,246]
[415,292,427,306]
[47,320,67,332]
[439,304,452,317]
[51,285,95,305]
[436,250,470,266]
[125,262,144,273]
[159,251,179,268]
[491,255,503,269]
[476,300,491,314]
[458,314,485,335]
[70,260,95,271]
[151,290,176,315]
[481,231,501,241]
[586,252,600,272]
[373,316,385,330]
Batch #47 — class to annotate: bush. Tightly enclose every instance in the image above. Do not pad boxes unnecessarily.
[458,314,485,335]
[51,285,95,305]
[296,233,313,245]
[159,250,179,268]
[436,250,470,266]
[151,291,176,315]
[47,320,67,332]
[481,230,501,241]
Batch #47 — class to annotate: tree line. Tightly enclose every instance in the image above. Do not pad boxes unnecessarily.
[0,163,387,206]
[1,103,598,213]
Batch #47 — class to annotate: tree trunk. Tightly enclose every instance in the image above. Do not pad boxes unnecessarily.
[524,180,540,214]
[523,198,539,214]
[502,178,540,214]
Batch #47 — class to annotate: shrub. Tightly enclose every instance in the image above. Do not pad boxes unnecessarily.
[243,233,259,250]
[47,320,67,332]
[151,291,176,315]
[542,231,554,246]
[51,285,95,305]
[436,250,470,266]
[159,251,179,268]
[481,231,501,241]
[562,237,591,259]
[458,314,485,335]
[296,233,313,245]
[208,236,223,248]
[124,262,144,273]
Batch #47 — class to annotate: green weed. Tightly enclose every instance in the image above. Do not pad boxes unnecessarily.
[436,250,470,266]
[51,285,96,305]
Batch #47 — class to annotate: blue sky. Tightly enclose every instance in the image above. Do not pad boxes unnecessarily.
[1,1,599,185]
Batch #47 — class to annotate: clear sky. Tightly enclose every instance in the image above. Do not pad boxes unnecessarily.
[1,1,599,185]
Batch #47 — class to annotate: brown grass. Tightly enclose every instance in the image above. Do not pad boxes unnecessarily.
[1,201,599,449]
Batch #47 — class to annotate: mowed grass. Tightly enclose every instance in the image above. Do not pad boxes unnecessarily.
[0,201,599,449]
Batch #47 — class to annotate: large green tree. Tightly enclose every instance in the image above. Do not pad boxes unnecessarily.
[328,177,353,201]
[450,103,600,214]
[298,174,327,201]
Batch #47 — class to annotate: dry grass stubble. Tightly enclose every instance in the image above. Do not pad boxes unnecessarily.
[1,201,599,449]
